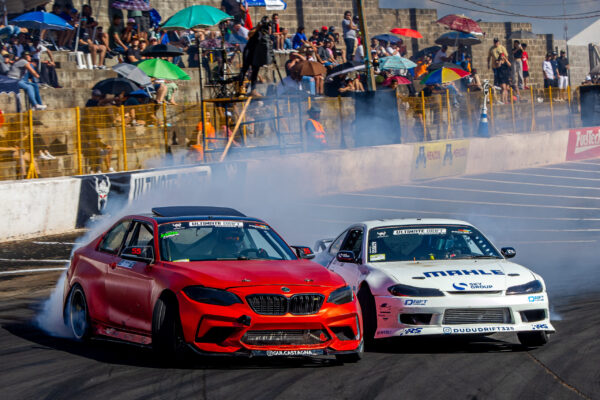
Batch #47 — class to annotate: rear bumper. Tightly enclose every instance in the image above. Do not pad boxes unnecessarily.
[373,292,555,338]
[177,290,362,355]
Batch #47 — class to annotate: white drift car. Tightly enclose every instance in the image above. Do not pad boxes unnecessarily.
[314,219,554,347]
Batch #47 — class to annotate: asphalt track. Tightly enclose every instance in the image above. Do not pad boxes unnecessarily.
[1,159,600,400]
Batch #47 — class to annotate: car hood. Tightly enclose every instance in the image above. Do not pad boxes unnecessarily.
[164,259,344,289]
[372,259,536,292]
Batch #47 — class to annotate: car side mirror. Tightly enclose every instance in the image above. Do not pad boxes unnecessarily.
[292,246,315,259]
[501,247,516,258]
[122,245,154,264]
[336,250,357,263]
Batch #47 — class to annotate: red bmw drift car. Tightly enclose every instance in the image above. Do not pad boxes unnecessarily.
[63,206,363,362]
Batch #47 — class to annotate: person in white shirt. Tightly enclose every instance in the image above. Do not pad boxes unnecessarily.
[433,45,449,64]
[353,43,364,62]
[542,53,555,88]
[277,74,303,96]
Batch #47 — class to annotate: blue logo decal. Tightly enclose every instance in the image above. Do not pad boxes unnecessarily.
[528,295,544,302]
[404,299,428,306]
[452,282,468,290]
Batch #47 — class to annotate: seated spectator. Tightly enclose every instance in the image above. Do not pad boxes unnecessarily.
[126,37,141,63]
[318,26,329,43]
[277,72,303,96]
[433,45,449,63]
[229,20,249,51]
[467,68,483,91]
[7,52,46,110]
[281,28,292,50]
[309,29,320,44]
[77,30,107,69]
[31,37,61,88]
[54,5,77,50]
[270,13,284,50]
[0,51,11,75]
[108,15,128,54]
[292,26,309,50]
[285,51,305,76]
[353,42,364,62]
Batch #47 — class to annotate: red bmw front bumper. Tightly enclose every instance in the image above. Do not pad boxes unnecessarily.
[177,285,362,356]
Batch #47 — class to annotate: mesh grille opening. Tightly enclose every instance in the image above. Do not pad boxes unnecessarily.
[242,329,331,346]
[443,308,512,325]
[246,294,324,315]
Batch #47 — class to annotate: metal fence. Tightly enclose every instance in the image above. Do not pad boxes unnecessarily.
[0,86,579,181]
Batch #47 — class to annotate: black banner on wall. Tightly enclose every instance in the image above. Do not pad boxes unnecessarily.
[75,172,131,228]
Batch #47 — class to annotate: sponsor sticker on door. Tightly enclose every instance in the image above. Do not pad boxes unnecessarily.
[566,127,600,161]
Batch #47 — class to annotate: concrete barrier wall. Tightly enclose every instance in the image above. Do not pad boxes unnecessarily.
[0,129,572,241]
[0,177,81,240]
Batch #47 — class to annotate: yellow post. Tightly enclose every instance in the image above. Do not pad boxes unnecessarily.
[421,90,427,140]
[26,109,38,179]
[567,85,571,107]
[510,87,516,133]
[549,86,554,129]
[530,86,536,131]
[466,88,472,136]
[307,96,311,109]
[162,102,168,152]
[120,105,128,171]
[446,88,452,138]
[75,107,83,175]
[488,87,494,133]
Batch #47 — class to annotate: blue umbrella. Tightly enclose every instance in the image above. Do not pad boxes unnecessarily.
[379,55,417,70]
[9,11,74,31]
[373,34,402,44]
[0,75,20,94]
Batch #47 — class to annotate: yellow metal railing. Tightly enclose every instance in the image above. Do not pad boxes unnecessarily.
[0,87,578,181]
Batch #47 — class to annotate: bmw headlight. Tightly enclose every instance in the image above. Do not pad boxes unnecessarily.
[506,280,543,295]
[388,284,445,297]
[182,286,242,306]
[327,286,353,304]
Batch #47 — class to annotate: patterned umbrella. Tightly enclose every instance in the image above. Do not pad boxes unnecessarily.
[379,55,417,70]
[390,28,422,39]
[437,14,483,35]
[420,66,470,85]
[111,0,152,12]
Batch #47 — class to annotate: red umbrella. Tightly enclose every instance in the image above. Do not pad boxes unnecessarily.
[382,76,411,86]
[437,14,483,35]
[390,28,423,39]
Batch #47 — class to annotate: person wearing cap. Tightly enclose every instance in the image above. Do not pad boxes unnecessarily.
[7,52,46,110]
[557,50,569,101]
[318,26,329,43]
[108,15,128,54]
[305,105,327,151]
[488,38,508,88]
[32,37,61,88]
[543,53,555,89]
[342,11,358,62]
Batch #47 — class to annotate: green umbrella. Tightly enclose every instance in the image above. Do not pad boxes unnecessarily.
[137,59,190,81]
[161,5,232,30]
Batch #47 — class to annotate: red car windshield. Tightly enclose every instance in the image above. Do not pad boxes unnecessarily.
[158,220,297,262]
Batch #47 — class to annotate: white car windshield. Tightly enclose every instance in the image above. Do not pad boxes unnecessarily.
[158,220,297,261]
[367,225,502,262]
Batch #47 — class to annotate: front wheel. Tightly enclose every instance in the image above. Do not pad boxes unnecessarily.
[152,296,184,361]
[68,284,90,341]
[517,331,548,347]
[357,286,376,346]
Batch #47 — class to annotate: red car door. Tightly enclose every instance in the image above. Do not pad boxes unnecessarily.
[104,221,155,333]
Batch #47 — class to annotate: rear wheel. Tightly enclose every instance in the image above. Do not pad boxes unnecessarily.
[152,296,184,361]
[68,284,90,341]
[357,285,377,346]
[517,331,548,347]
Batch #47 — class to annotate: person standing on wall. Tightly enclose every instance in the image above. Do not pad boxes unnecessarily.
[305,105,328,151]
[239,16,274,97]
[487,38,507,89]
[521,43,530,89]
[557,50,569,101]
[512,40,524,90]
[542,53,555,89]
[342,11,358,63]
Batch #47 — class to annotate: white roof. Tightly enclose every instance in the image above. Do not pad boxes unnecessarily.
[568,19,600,46]
[360,218,473,230]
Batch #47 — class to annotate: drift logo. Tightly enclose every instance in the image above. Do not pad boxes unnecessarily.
[528,295,544,302]
[574,129,600,154]
[453,283,468,290]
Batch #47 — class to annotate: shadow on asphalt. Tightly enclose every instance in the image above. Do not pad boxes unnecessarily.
[4,318,529,372]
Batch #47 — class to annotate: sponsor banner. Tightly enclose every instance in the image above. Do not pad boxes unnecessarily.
[566,127,600,161]
[246,0,287,10]
[411,139,469,180]
[75,165,212,228]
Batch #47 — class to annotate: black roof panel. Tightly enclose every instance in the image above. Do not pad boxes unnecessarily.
[151,206,246,218]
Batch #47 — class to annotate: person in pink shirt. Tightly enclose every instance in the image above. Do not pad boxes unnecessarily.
[522,43,530,89]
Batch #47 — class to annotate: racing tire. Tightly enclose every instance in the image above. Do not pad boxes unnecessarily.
[152,296,184,361]
[357,286,377,347]
[68,284,90,341]
[335,342,363,363]
[517,331,548,347]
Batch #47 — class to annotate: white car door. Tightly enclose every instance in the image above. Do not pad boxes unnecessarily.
[329,227,366,293]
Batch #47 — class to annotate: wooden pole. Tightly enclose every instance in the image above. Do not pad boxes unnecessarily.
[219,97,252,162]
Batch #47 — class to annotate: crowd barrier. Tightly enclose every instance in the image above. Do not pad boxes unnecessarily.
[0,86,579,181]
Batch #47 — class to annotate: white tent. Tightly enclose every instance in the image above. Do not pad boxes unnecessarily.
[568,19,600,46]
